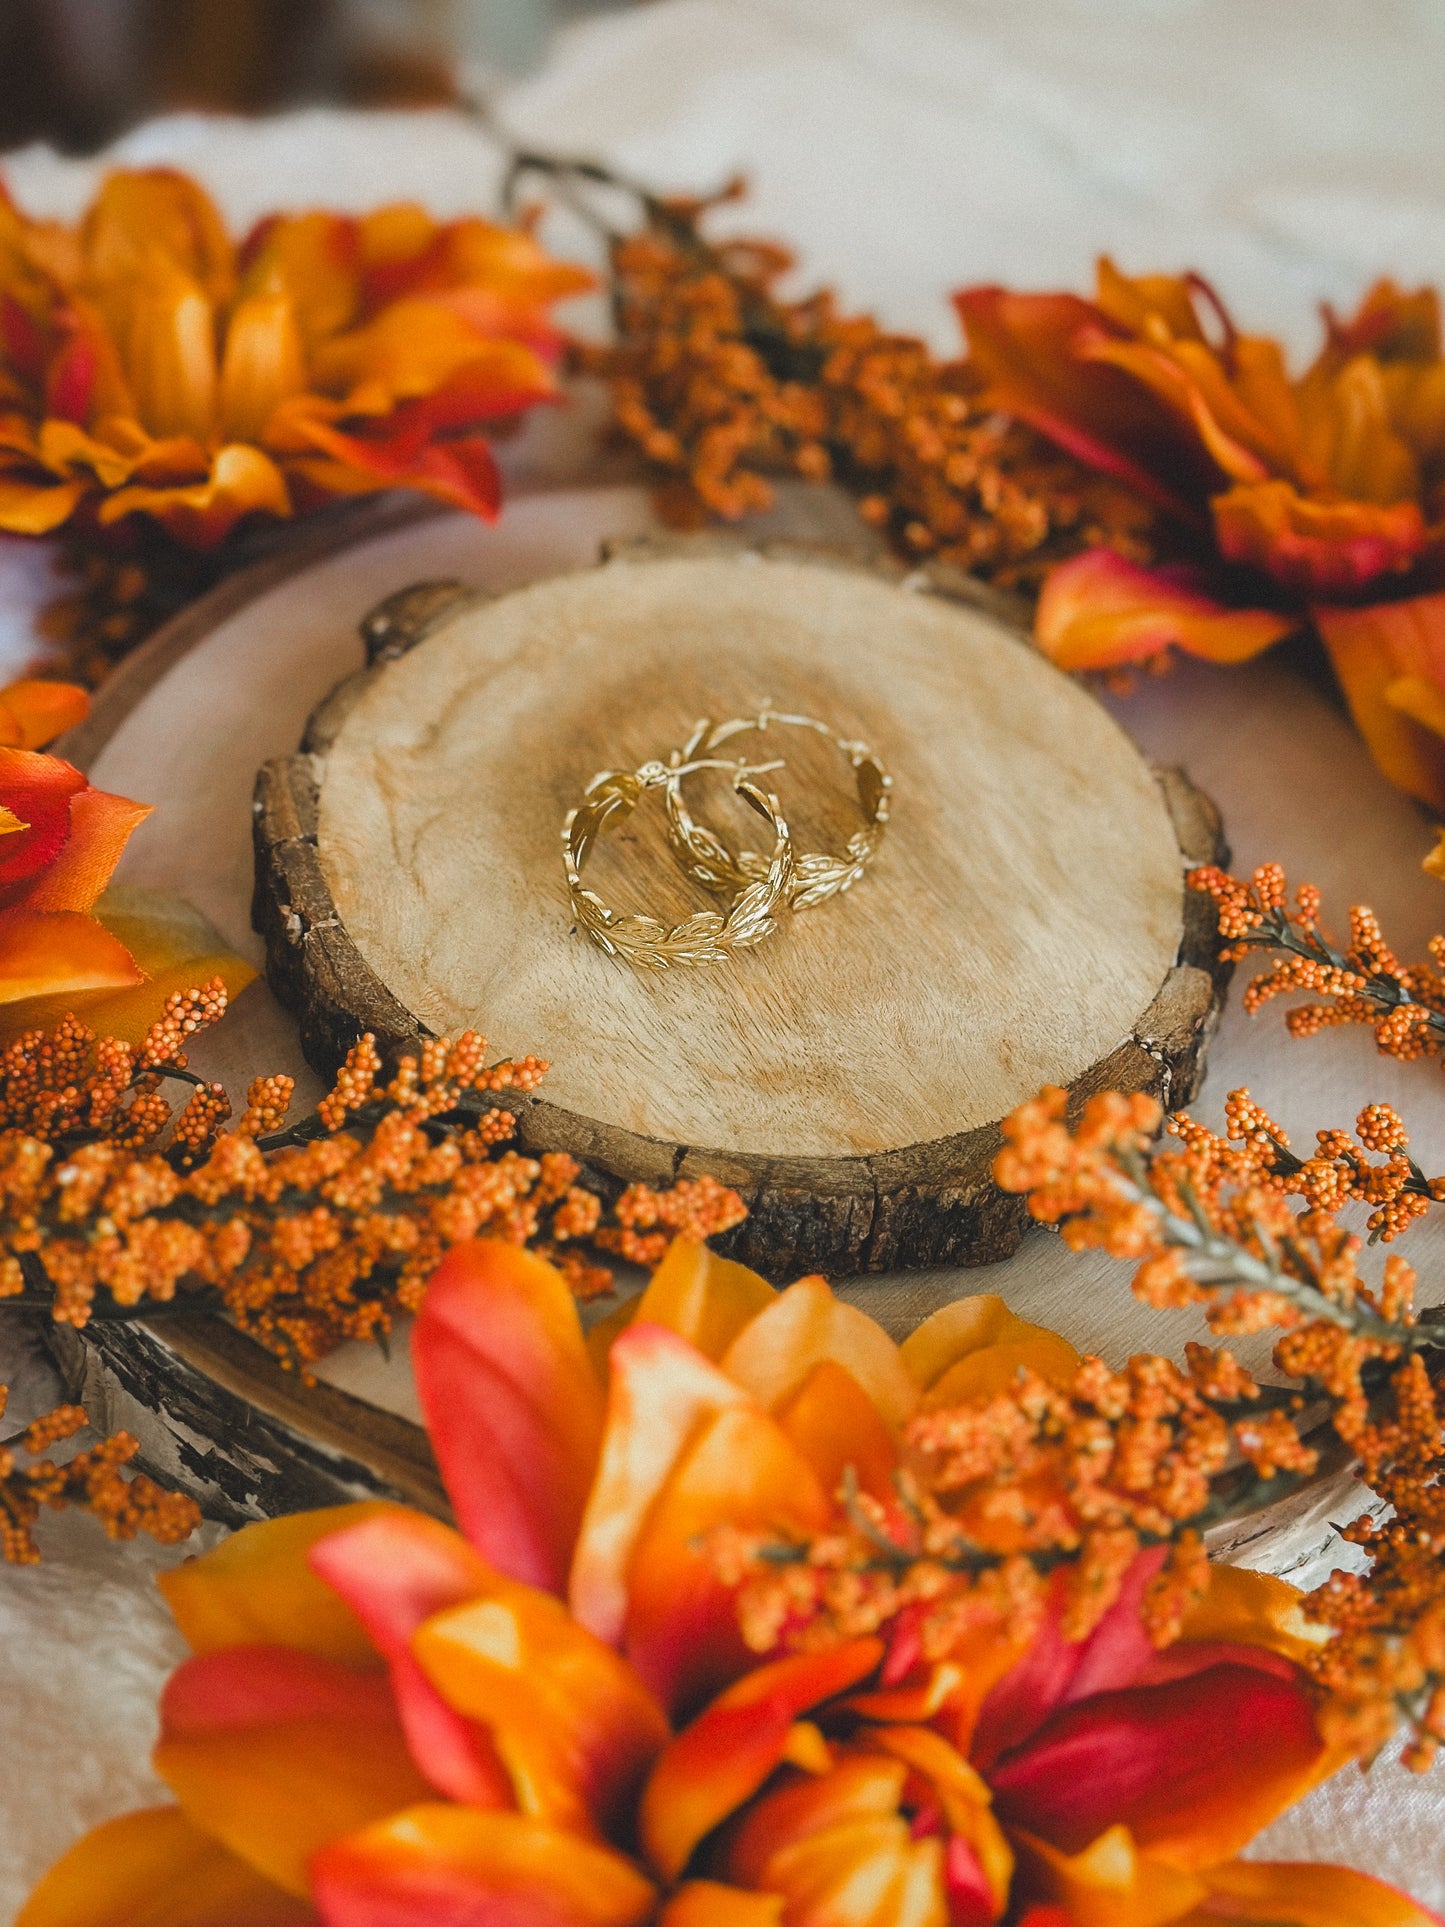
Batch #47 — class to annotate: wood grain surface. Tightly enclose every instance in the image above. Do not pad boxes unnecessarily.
[256,535,1228,1277]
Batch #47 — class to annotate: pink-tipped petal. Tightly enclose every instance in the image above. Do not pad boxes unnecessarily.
[1036,550,1293,673]
[412,1240,606,1594]
[308,1510,513,1807]
[154,1645,433,1897]
[569,1321,749,1646]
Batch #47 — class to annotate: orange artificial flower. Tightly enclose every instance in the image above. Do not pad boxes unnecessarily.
[0,675,253,1038]
[0,674,144,1013]
[959,266,1445,809]
[21,1238,1437,1927]
[0,168,594,549]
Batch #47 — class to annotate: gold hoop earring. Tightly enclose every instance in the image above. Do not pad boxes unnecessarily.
[563,752,796,969]
[665,707,892,911]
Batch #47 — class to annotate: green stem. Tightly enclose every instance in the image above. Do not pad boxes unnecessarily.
[1234,908,1445,1048]
[1111,1152,1423,1350]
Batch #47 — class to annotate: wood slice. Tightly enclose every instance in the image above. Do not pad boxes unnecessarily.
[33,482,1414,1587]
[254,535,1228,1278]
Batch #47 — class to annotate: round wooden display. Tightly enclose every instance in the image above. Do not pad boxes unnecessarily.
[33,485,1405,1589]
[254,535,1227,1279]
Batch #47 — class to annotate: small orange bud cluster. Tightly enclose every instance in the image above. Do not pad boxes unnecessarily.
[595,1174,749,1267]
[0,1384,199,1563]
[722,1075,1445,1781]
[0,1005,746,1375]
[574,185,1155,591]
[38,536,216,685]
[1190,863,1445,1065]
[1307,1354,1445,1769]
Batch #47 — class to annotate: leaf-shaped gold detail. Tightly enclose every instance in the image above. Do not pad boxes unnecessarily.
[664,711,891,912]
[563,750,795,969]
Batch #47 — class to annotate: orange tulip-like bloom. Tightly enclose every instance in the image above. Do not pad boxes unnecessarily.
[0,675,147,1012]
[0,167,593,549]
[22,1238,1438,1927]
[959,266,1445,809]
[0,676,253,1039]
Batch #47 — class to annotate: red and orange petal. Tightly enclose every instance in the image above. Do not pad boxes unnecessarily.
[1008,1821,1206,1927]
[351,205,594,319]
[20,785,150,914]
[1200,1857,1445,1926]
[83,169,236,313]
[775,1357,899,1502]
[276,409,503,522]
[0,679,88,750]
[1073,329,1285,487]
[0,905,142,1006]
[0,469,86,533]
[1321,278,1443,367]
[1172,1562,1329,1671]
[97,442,292,547]
[871,1724,1014,1915]
[411,1570,669,1839]
[159,1501,399,1666]
[918,1317,1080,1407]
[307,1509,513,1809]
[987,1660,1326,1872]
[971,1552,1170,1771]
[1035,550,1293,673]
[411,1239,607,1596]
[1300,357,1421,505]
[44,316,105,427]
[1313,592,1445,811]
[569,1320,749,1647]
[416,218,596,313]
[724,1752,912,1890]
[615,1235,779,1364]
[1092,260,1213,344]
[103,248,219,445]
[37,414,147,487]
[899,1292,1075,1395]
[622,1399,833,1715]
[14,1805,314,1927]
[32,885,258,1048]
[309,303,555,407]
[218,291,308,443]
[0,746,87,898]
[309,1805,656,1927]
[658,1883,784,1927]
[954,284,1213,521]
[153,1644,434,1896]
[718,1272,919,1431]
[640,1640,884,1879]
[731,1807,946,1927]
[1213,480,1426,596]
[238,211,361,348]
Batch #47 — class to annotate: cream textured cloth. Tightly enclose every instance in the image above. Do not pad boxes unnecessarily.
[4,0,1445,1913]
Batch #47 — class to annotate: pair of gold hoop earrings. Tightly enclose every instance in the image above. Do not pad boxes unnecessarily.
[562,707,892,969]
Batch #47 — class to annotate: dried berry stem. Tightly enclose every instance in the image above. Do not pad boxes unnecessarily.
[0,998,746,1374]
[1190,862,1445,1065]
[0,1389,199,1563]
[725,1084,1445,1771]
[524,144,1156,586]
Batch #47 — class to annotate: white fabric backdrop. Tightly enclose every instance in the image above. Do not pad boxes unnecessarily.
[3,0,1445,1913]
